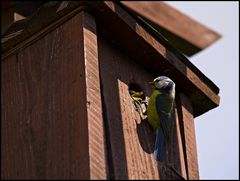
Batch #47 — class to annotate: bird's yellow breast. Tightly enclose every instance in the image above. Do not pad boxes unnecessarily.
[147,90,162,132]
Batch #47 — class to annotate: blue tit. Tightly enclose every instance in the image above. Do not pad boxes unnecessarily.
[147,76,175,161]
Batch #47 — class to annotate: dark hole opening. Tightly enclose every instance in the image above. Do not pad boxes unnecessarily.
[128,83,145,100]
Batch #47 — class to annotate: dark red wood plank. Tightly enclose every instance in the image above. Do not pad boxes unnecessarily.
[176,93,200,179]
[1,11,107,179]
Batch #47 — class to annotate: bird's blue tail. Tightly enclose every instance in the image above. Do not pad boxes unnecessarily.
[154,128,165,161]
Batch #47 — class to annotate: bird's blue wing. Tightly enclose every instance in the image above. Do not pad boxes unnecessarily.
[153,94,173,161]
[154,128,164,161]
[155,94,173,139]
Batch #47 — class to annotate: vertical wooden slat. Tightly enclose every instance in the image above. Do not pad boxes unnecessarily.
[176,92,200,179]
[82,11,107,179]
[165,106,187,179]
[175,105,188,180]
[98,34,188,179]
[1,11,107,179]
[1,12,90,179]
[117,79,160,179]
[98,34,158,179]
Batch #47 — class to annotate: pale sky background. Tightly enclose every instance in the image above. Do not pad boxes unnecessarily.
[164,1,239,179]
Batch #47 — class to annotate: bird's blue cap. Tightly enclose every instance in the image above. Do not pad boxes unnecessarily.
[153,76,173,82]
[158,76,170,81]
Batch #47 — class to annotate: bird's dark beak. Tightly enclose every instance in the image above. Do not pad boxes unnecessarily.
[148,81,154,85]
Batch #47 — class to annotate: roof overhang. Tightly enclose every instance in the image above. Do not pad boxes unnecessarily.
[120,1,221,56]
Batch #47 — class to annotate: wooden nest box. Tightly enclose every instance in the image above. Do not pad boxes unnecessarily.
[1,1,220,180]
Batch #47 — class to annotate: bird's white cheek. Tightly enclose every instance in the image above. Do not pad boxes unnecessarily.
[155,83,162,89]
[156,82,168,89]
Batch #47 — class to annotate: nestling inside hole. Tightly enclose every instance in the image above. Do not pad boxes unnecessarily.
[128,83,148,121]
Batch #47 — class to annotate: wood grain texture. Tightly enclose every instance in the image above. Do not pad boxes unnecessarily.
[2,5,88,60]
[1,11,106,179]
[166,106,187,180]
[98,34,187,179]
[1,1,71,53]
[82,12,107,179]
[121,1,221,56]
[176,93,200,179]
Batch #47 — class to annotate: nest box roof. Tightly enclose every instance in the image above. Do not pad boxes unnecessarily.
[120,1,221,56]
[1,1,220,117]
